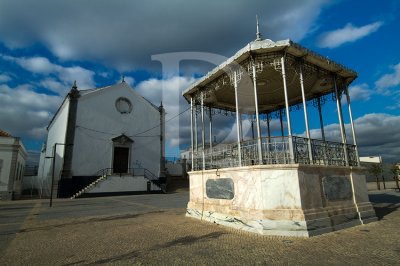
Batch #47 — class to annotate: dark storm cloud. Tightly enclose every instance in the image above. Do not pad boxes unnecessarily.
[0,0,329,71]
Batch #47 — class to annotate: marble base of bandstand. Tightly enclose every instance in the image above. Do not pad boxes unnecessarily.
[186,164,377,237]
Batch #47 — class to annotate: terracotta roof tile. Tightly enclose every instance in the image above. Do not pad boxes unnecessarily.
[0,130,12,137]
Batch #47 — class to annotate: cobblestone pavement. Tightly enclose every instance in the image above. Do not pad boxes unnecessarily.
[0,190,399,265]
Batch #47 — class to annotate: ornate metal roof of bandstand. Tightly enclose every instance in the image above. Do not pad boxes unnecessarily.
[182,39,358,114]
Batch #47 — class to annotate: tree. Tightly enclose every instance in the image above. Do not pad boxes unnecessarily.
[369,163,382,190]
[390,164,400,191]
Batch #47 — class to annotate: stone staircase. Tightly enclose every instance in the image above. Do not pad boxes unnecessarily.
[70,175,107,199]
[70,168,164,199]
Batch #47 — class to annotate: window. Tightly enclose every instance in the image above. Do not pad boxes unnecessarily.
[115,97,132,114]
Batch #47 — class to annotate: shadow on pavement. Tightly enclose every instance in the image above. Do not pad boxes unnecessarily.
[369,192,400,220]
[19,211,166,234]
[166,178,189,194]
[155,232,225,249]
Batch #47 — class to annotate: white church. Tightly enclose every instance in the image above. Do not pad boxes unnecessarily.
[37,80,165,198]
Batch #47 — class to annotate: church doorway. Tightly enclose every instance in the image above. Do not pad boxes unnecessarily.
[113,147,129,173]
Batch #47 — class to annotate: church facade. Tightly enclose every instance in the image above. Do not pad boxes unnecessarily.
[37,81,165,198]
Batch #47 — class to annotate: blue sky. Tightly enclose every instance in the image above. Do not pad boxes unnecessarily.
[0,0,399,162]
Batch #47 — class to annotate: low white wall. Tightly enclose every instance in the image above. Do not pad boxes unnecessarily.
[166,162,182,176]
[88,175,160,193]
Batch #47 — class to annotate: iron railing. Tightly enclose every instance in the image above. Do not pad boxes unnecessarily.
[95,168,159,181]
[192,136,359,170]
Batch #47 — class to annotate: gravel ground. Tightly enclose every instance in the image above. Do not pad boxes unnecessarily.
[0,191,399,265]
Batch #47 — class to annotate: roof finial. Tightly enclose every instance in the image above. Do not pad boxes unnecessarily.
[69,80,79,97]
[256,15,262,41]
[122,75,125,83]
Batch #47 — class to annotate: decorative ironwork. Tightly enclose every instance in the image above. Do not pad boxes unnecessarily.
[331,91,337,101]
[270,109,285,119]
[261,137,290,164]
[310,139,347,167]
[228,68,246,85]
[191,136,356,170]
[312,95,327,108]
[292,136,310,164]
[290,42,357,77]
[247,60,265,76]
[289,103,303,112]
[346,144,358,166]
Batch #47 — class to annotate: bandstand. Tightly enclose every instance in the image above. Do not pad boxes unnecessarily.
[183,35,377,237]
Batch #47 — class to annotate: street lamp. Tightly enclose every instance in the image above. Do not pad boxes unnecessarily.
[45,143,73,207]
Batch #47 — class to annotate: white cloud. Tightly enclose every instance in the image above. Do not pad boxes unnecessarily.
[0,73,12,82]
[318,21,383,48]
[123,76,135,87]
[56,65,95,90]
[307,113,400,162]
[348,83,373,102]
[97,72,111,78]
[136,76,197,148]
[375,63,400,94]
[2,54,96,94]
[39,78,67,94]
[374,62,400,109]
[14,56,56,73]
[0,84,62,139]
[0,0,330,70]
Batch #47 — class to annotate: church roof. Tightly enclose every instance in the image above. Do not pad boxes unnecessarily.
[182,38,358,114]
[183,38,357,102]
[0,129,12,137]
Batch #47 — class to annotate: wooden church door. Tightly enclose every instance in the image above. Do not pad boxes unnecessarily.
[113,147,129,173]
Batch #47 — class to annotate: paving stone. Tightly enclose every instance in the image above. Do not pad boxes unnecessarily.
[0,191,399,265]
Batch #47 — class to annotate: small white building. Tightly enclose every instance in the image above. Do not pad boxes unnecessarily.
[37,81,165,198]
[0,130,28,200]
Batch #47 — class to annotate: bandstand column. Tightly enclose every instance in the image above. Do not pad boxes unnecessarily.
[317,97,326,141]
[299,63,313,163]
[251,117,255,139]
[209,106,213,166]
[266,113,271,164]
[239,112,243,141]
[281,56,295,163]
[194,103,198,153]
[333,76,349,166]
[279,109,284,138]
[252,62,263,164]
[234,71,242,166]
[190,97,194,170]
[194,102,198,170]
[344,84,360,166]
[266,113,271,142]
[201,91,205,170]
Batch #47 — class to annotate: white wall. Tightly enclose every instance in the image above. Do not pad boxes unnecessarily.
[360,156,381,164]
[37,99,70,196]
[71,82,161,178]
[88,175,160,193]
[12,149,26,197]
[166,161,183,176]
[0,137,14,193]
[0,137,27,199]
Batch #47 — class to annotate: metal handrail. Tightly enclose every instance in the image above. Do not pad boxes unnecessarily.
[92,167,159,180]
